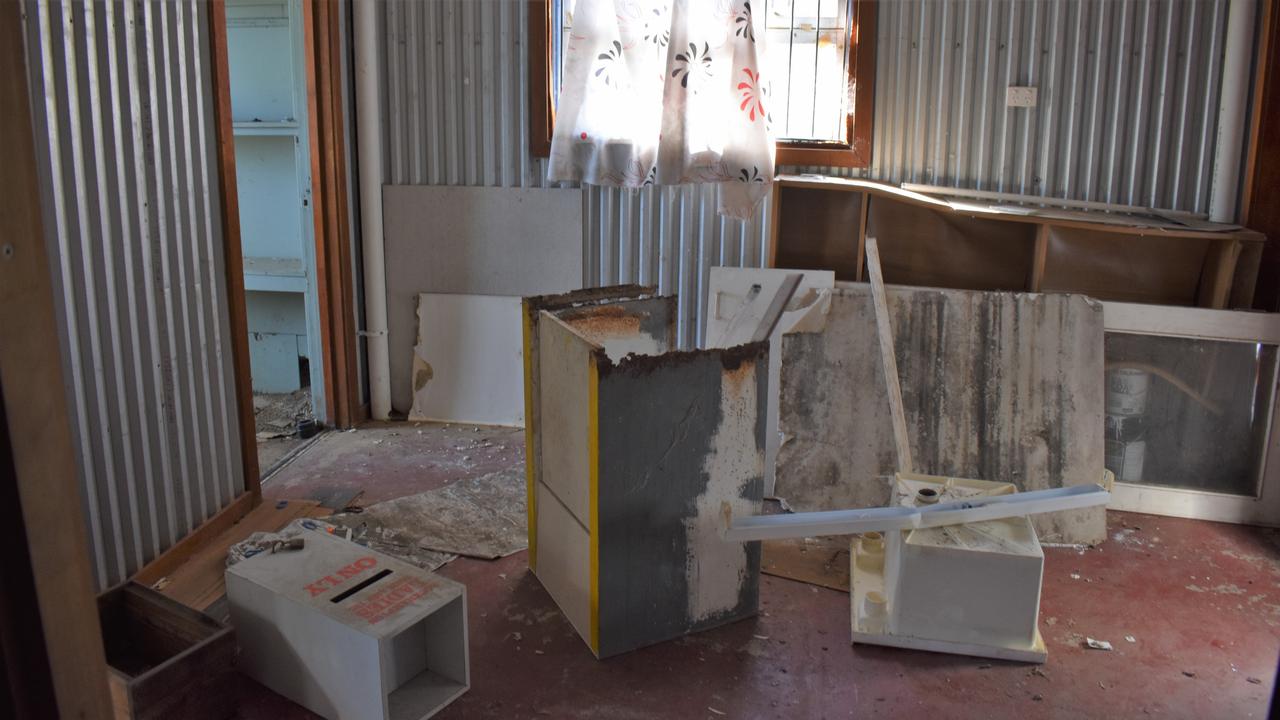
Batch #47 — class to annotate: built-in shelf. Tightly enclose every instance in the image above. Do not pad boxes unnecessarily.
[232,120,299,137]
[243,256,307,293]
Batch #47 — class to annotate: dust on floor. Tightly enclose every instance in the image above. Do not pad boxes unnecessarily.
[254,388,314,473]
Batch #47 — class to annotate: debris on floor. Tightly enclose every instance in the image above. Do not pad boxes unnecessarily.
[761,536,850,592]
[328,466,527,562]
[1086,638,1114,651]
[254,388,314,437]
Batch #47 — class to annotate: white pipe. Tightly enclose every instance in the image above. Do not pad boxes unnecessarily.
[1209,0,1258,223]
[722,484,1110,543]
[354,0,391,420]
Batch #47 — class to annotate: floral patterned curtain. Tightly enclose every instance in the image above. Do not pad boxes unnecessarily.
[548,0,774,220]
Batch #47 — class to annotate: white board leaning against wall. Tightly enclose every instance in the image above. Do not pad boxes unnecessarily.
[409,293,524,426]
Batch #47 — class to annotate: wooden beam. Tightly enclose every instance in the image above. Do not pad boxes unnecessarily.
[0,2,112,715]
[864,237,913,474]
[208,0,261,496]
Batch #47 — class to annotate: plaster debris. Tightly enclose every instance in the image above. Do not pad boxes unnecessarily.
[1085,638,1113,651]
[1125,635,1136,643]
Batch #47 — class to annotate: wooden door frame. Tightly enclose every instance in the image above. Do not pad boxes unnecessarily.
[0,1,113,716]
[302,0,361,429]
[210,0,360,443]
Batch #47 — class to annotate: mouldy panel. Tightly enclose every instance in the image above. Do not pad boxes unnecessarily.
[777,284,1106,544]
[525,287,767,657]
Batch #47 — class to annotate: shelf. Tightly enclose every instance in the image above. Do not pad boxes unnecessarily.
[243,256,307,293]
[233,121,299,137]
[769,175,1266,309]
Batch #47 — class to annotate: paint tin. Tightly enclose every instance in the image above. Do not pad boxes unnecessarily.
[1105,413,1146,483]
[1106,368,1150,416]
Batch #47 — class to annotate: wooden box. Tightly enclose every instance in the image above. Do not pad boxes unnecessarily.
[98,581,236,720]
[522,286,768,657]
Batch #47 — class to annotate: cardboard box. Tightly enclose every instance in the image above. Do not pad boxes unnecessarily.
[227,530,468,719]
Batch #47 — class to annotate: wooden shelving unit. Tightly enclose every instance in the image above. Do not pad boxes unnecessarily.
[769,175,1266,309]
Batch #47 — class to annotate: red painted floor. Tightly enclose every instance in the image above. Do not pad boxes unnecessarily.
[241,424,1280,719]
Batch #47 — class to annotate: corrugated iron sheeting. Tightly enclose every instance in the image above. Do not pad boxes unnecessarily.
[381,0,1232,346]
[21,0,243,588]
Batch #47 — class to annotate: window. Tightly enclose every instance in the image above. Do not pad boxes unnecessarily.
[530,0,876,168]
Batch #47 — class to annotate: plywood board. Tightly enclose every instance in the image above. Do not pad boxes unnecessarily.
[150,498,325,613]
[385,185,583,413]
[704,267,835,495]
[409,293,524,426]
[776,284,1106,544]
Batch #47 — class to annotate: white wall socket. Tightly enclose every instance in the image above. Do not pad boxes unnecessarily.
[1006,86,1038,108]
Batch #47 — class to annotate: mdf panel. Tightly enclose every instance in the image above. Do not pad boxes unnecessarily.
[773,186,861,280]
[866,197,1037,291]
[1041,226,1212,305]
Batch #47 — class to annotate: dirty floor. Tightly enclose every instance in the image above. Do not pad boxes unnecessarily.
[240,423,1280,719]
[254,388,314,473]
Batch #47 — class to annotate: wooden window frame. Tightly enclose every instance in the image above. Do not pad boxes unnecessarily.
[528,0,877,169]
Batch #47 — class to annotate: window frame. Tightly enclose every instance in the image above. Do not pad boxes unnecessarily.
[528,0,877,169]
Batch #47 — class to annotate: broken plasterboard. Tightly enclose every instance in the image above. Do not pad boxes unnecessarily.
[704,267,834,496]
[776,284,1107,544]
[409,293,523,426]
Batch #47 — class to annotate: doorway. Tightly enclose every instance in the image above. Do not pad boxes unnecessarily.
[225,0,323,471]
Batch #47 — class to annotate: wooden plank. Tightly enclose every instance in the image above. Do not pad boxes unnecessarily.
[864,237,913,473]
[767,183,783,268]
[209,0,260,496]
[761,537,850,592]
[0,2,113,716]
[132,492,256,588]
[1198,238,1242,309]
[855,192,869,281]
[148,499,323,613]
[1028,224,1049,291]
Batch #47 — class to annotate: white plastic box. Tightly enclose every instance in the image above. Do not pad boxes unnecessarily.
[227,529,469,719]
[850,473,1047,662]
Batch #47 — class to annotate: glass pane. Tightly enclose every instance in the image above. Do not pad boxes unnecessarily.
[1105,333,1278,496]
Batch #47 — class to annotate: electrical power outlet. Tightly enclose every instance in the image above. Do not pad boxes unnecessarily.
[1006,86,1038,108]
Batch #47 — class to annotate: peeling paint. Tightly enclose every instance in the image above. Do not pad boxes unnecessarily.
[686,363,763,623]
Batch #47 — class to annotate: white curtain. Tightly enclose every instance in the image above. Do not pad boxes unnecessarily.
[548,0,775,220]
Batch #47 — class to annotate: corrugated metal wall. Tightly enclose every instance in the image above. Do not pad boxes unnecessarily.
[21,0,243,588]
[379,0,1233,346]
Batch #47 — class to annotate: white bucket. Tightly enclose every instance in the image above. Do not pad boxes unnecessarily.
[1107,368,1150,416]
[1106,438,1146,483]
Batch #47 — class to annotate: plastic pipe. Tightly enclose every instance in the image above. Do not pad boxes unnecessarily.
[354,0,391,419]
[1209,0,1258,223]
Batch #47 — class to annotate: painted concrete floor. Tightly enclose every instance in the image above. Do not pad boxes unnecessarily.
[242,423,1280,719]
